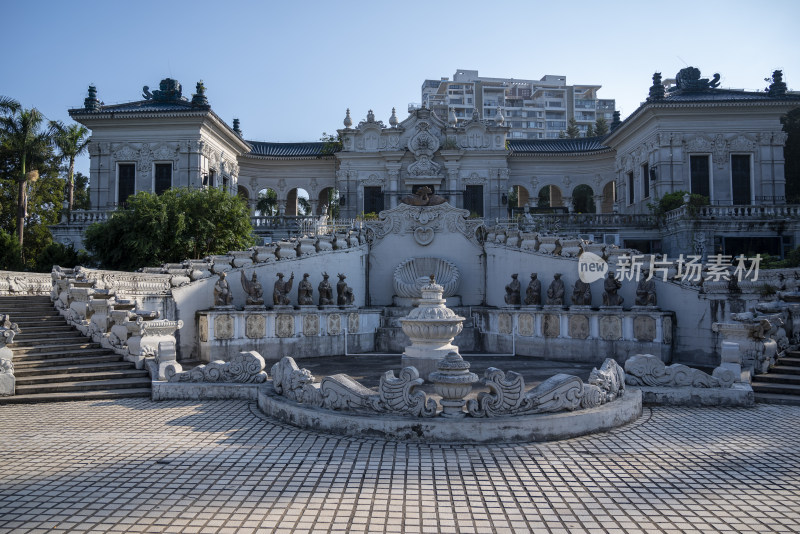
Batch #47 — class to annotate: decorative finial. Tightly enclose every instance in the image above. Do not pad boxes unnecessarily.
[611,111,621,131]
[472,108,480,121]
[191,80,209,107]
[494,106,504,125]
[448,107,458,126]
[647,72,665,102]
[233,118,241,135]
[389,107,398,127]
[766,70,787,97]
[343,108,353,128]
[84,84,100,111]
[367,109,375,123]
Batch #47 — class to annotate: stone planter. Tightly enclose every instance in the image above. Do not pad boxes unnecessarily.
[560,238,582,258]
[538,236,560,255]
[520,232,539,251]
[276,241,297,259]
[429,352,478,418]
[297,236,317,256]
[316,236,334,252]
[231,251,254,269]
[253,245,278,263]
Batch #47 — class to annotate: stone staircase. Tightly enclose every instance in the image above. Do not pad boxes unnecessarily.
[0,296,151,404]
[751,350,800,405]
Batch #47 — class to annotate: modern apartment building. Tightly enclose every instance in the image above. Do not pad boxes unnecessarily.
[420,69,616,140]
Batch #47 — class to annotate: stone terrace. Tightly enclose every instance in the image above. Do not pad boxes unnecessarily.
[1,399,798,533]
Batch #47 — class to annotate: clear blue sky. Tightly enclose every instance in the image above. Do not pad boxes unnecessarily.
[3,0,799,176]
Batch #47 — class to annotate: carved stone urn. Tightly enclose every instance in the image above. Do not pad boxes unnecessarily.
[429,351,478,418]
[400,275,465,380]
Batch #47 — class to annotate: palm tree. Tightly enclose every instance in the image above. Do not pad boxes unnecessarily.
[0,105,52,257]
[50,121,89,212]
[256,189,277,216]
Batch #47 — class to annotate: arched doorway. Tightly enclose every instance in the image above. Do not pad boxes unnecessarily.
[318,187,339,217]
[256,188,278,216]
[537,185,563,209]
[571,184,596,213]
[286,188,311,216]
[507,185,530,215]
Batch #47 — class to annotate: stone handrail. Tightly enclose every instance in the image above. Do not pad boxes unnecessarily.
[0,271,53,296]
[522,212,658,229]
[0,316,20,396]
[67,209,112,224]
[665,204,800,223]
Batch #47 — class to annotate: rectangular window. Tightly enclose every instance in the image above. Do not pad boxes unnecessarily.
[155,163,172,195]
[222,175,229,192]
[627,171,635,205]
[690,155,710,198]
[642,163,650,199]
[464,185,484,217]
[206,169,216,188]
[731,154,751,205]
[363,186,384,214]
[118,163,135,205]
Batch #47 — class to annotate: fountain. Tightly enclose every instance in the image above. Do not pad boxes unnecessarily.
[400,275,465,380]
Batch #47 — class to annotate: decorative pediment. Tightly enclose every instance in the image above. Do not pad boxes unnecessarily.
[113,144,138,161]
[463,172,487,185]
[406,155,442,179]
[366,201,483,247]
[408,122,441,157]
[729,135,756,153]
[152,144,178,161]
[361,173,385,186]
[459,124,490,149]
[685,135,713,153]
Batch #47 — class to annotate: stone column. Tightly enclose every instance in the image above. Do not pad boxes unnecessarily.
[563,196,574,213]
[593,195,603,214]
[387,167,400,209]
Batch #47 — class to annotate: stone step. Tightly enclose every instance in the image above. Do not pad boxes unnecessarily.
[12,317,71,326]
[14,377,152,396]
[13,354,126,369]
[777,357,800,368]
[12,333,91,346]
[0,307,59,314]
[14,369,149,386]
[0,388,152,405]
[753,373,800,385]
[769,365,800,376]
[753,392,800,406]
[13,361,137,377]
[13,348,120,364]
[14,342,103,355]
[750,381,800,396]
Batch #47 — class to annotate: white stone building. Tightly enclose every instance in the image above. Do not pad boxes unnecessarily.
[57,67,800,259]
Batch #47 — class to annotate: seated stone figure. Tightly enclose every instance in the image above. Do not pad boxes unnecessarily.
[546,273,565,305]
[213,272,233,307]
[318,272,334,306]
[240,271,264,306]
[504,274,521,305]
[298,273,314,305]
[273,272,294,306]
[572,279,592,306]
[635,270,657,306]
[337,273,355,306]
[524,273,541,305]
[602,272,623,306]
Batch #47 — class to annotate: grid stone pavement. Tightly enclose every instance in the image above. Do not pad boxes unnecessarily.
[1,400,799,534]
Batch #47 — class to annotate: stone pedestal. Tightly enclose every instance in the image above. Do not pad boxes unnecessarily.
[400,277,465,381]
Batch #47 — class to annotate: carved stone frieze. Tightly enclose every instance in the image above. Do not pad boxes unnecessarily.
[498,313,512,334]
[633,315,656,342]
[599,315,622,341]
[168,351,267,384]
[328,314,341,335]
[624,354,734,388]
[543,314,560,338]
[518,313,534,337]
[366,202,483,247]
[245,315,266,339]
[276,314,294,338]
[568,315,589,340]
[214,315,234,340]
[348,313,359,334]
[303,314,319,336]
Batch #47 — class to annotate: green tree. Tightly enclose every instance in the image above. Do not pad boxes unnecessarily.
[84,187,254,270]
[256,188,277,215]
[50,121,89,212]
[298,196,312,215]
[566,118,580,138]
[0,104,53,259]
[73,171,91,210]
[782,107,800,203]
[595,116,609,136]
[586,123,595,137]
[320,132,343,155]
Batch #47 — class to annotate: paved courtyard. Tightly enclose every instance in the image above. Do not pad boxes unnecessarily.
[1,399,799,534]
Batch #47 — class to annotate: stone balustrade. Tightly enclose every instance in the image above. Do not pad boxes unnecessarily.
[0,271,52,296]
[0,315,20,396]
[475,306,674,363]
[664,203,800,224]
[197,307,382,363]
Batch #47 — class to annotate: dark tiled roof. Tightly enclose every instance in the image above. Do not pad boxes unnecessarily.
[507,137,610,154]
[246,141,329,158]
[71,100,201,114]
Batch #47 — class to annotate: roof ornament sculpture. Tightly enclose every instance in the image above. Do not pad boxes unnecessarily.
[611,110,621,131]
[232,118,242,135]
[389,107,399,127]
[343,108,353,128]
[366,109,376,123]
[766,70,788,97]
[84,84,100,111]
[647,72,665,102]
[191,80,209,108]
[668,67,720,93]
[142,78,184,102]
[448,107,458,126]
[494,106,504,125]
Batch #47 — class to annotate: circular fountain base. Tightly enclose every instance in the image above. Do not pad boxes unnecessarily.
[258,385,642,443]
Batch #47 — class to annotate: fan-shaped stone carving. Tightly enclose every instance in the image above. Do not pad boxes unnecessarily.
[393,257,460,298]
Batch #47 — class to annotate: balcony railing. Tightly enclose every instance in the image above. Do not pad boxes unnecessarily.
[664,204,800,223]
